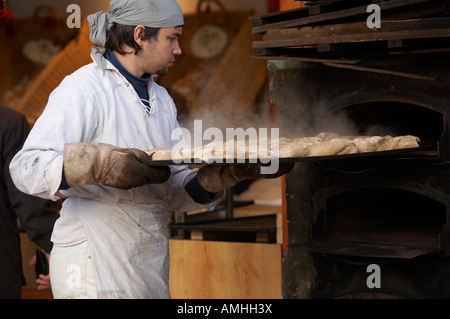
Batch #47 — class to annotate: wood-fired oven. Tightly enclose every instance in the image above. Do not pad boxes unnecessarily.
[252,0,450,298]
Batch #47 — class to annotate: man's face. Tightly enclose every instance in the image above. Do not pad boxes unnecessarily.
[138,26,182,77]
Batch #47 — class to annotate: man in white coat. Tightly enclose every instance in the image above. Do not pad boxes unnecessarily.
[10,0,290,298]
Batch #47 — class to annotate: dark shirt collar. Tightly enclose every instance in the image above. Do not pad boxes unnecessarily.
[105,50,151,86]
[105,50,151,110]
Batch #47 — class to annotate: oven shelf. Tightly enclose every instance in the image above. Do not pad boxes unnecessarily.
[295,238,440,259]
[169,214,279,243]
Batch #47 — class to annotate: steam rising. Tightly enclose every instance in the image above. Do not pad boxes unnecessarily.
[178,87,398,144]
[179,85,280,145]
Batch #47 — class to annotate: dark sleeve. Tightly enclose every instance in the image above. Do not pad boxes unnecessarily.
[59,168,70,190]
[2,109,59,253]
[184,175,217,204]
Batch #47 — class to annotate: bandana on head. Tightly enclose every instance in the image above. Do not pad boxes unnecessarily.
[88,0,184,72]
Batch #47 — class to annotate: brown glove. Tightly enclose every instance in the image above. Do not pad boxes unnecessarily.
[196,163,294,193]
[63,143,171,189]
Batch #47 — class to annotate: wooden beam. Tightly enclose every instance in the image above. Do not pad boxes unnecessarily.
[253,17,450,49]
[252,0,431,34]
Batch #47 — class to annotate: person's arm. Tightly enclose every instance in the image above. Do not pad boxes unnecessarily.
[184,175,217,204]
[3,110,59,254]
[163,94,224,212]
[196,163,294,193]
[9,78,96,201]
[62,142,170,189]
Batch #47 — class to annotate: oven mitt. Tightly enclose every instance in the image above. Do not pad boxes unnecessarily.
[63,143,171,189]
[196,163,294,193]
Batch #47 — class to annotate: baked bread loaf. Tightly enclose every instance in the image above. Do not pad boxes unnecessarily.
[144,133,420,162]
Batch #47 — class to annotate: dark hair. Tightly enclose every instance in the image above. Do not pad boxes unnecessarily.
[105,23,160,55]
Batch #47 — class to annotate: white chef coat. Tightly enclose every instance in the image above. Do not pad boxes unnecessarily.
[9,55,222,298]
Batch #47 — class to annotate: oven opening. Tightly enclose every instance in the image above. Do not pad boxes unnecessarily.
[323,187,447,249]
[335,102,444,148]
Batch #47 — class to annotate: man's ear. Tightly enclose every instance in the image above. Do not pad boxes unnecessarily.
[134,25,146,47]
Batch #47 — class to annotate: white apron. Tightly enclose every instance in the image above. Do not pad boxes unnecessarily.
[73,197,171,298]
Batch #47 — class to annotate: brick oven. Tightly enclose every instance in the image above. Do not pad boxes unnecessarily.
[252,0,450,298]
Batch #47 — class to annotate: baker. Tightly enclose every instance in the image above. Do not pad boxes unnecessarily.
[9,0,291,299]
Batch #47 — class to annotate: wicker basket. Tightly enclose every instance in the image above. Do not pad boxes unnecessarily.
[16,20,92,126]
